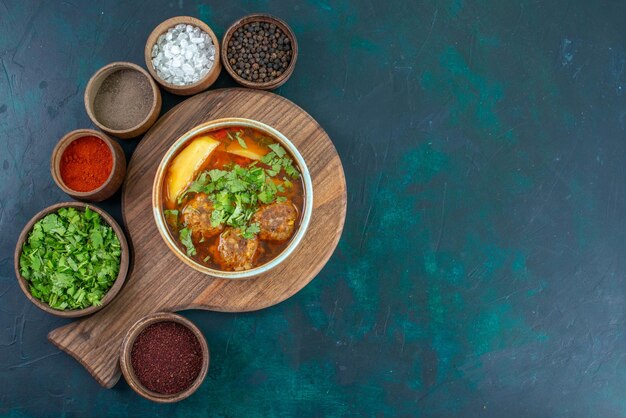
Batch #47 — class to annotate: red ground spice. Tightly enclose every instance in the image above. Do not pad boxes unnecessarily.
[59,136,112,192]
[130,321,203,395]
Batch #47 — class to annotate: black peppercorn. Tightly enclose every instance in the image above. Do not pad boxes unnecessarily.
[227,20,293,83]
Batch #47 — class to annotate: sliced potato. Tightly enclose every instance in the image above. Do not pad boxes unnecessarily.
[166,135,219,205]
[226,140,269,161]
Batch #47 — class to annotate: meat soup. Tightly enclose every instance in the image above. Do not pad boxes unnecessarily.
[162,126,304,271]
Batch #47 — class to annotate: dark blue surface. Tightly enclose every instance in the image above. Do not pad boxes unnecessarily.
[1,0,626,416]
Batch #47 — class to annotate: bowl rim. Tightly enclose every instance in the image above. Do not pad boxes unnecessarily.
[13,201,130,318]
[152,117,314,280]
[144,16,221,91]
[221,13,298,90]
[119,312,210,403]
[50,129,120,198]
[84,61,161,136]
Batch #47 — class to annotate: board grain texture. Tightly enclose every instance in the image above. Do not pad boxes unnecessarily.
[47,88,347,388]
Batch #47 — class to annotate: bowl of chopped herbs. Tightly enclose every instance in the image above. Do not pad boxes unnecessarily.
[14,202,129,317]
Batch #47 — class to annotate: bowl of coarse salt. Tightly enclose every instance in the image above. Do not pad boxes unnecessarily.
[145,16,221,96]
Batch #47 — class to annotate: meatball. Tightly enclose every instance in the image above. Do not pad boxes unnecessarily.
[253,201,298,242]
[181,193,224,239]
[216,228,259,271]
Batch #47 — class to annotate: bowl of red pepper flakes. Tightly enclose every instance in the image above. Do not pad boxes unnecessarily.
[120,312,209,403]
[51,129,126,202]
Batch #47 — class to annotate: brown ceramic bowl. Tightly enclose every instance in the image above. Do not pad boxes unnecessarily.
[120,312,210,403]
[221,14,298,90]
[51,129,126,202]
[85,62,162,139]
[144,16,221,96]
[14,202,130,318]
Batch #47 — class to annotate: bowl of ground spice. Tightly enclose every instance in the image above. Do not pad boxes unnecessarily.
[85,62,162,139]
[51,129,126,202]
[120,312,209,403]
[222,14,298,90]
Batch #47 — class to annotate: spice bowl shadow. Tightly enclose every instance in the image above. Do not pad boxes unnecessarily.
[51,129,126,202]
[14,201,130,318]
[144,16,222,96]
[120,312,210,403]
[221,14,298,90]
[85,62,162,139]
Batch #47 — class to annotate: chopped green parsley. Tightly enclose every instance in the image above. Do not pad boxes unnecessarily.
[18,207,121,310]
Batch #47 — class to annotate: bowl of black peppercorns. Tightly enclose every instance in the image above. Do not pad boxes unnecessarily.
[221,14,298,90]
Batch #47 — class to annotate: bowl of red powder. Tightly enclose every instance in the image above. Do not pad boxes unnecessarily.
[120,312,209,403]
[51,129,126,202]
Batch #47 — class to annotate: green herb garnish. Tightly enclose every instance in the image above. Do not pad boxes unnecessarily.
[236,135,248,149]
[179,227,196,256]
[261,144,300,180]
[228,130,248,149]
[178,145,298,238]
[164,209,179,227]
[242,222,261,239]
[18,207,121,310]
[268,143,286,157]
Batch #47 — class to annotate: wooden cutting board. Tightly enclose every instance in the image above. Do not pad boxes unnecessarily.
[47,88,347,388]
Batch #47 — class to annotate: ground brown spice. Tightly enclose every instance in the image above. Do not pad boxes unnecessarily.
[130,321,203,395]
[93,69,153,130]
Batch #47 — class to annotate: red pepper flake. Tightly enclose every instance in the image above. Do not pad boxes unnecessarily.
[130,321,203,395]
[60,136,112,192]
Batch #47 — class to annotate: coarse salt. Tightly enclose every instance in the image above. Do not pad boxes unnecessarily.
[151,24,215,86]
